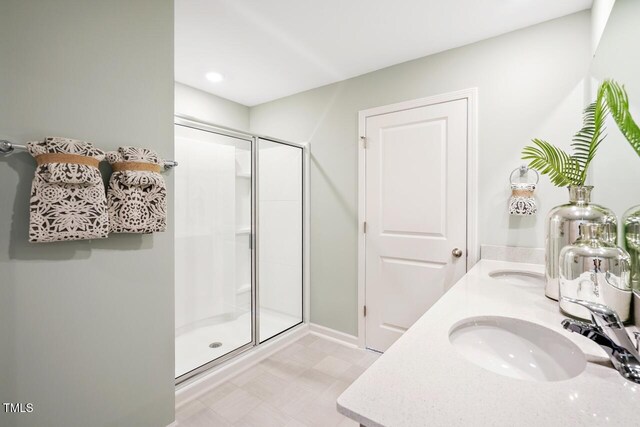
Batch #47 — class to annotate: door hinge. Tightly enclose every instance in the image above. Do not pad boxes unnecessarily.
[360,136,367,149]
[363,221,367,233]
[363,305,367,317]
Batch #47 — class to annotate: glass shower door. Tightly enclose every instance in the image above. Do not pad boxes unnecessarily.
[174,123,253,380]
[258,138,304,342]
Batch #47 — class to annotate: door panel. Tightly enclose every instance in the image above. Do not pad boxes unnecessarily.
[258,138,304,342]
[380,120,446,235]
[365,99,467,352]
[174,124,253,379]
[379,257,447,331]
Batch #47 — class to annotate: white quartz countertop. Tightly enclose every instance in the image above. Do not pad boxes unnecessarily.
[337,260,640,427]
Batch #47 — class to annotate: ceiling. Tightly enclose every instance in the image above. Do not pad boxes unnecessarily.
[175,0,593,106]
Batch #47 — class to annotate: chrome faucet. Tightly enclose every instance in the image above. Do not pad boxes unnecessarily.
[561,297,640,384]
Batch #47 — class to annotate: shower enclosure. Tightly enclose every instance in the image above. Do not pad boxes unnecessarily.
[174,117,305,383]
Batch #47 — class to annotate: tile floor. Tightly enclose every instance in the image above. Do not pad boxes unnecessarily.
[175,334,380,427]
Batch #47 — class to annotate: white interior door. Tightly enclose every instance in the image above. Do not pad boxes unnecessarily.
[364,98,468,352]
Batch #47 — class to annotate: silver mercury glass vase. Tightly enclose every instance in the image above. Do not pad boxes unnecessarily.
[559,223,631,322]
[545,186,617,300]
[622,205,640,295]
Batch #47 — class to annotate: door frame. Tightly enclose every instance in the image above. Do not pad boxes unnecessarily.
[173,115,311,385]
[356,88,479,349]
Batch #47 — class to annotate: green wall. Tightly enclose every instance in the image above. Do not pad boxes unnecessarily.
[590,0,640,219]
[0,1,175,426]
[175,82,250,131]
[250,12,592,335]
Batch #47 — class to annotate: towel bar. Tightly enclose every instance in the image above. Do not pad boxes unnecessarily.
[0,139,178,170]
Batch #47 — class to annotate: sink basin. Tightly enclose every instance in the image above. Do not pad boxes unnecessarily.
[488,270,545,287]
[449,316,586,382]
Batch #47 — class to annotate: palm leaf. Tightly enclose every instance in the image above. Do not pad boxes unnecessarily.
[522,139,582,186]
[522,79,639,188]
[602,80,640,157]
[571,84,608,183]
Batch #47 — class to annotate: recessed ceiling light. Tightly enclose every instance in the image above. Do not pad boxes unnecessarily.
[206,72,224,83]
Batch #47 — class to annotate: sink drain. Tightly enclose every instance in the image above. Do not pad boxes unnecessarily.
[209,342,222,349]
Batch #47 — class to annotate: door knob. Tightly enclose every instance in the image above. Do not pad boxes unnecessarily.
[452,248,463,258]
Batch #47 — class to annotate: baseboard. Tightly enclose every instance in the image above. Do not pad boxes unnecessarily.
[175,323,309,408]
[309,323,359,348]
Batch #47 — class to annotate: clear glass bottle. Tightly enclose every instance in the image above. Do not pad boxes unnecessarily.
[559,223,631,322]
[545,186,617,300]
[622,205,640,295]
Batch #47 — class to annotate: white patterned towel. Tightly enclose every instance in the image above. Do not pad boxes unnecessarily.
[105,147,167,234]
[27,137,108,242]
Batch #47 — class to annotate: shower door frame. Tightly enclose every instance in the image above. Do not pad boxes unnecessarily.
[174,116,308,386]
[255,136,307,345]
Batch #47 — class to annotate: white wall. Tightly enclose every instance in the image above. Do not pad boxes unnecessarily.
[173,87,303,340]
[590,0,640,223]
[591,0,616,56]
[173,84,254,336]
[258,142,303,326]
[0,1,174,426]
[249,11,592,335]
[175,82,250,131]
[174,126,238,332]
